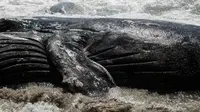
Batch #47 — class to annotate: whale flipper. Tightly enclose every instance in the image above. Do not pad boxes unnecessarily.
[46,32,115,95]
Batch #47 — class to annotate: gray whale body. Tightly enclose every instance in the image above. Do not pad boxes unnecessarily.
[0,17,200,94]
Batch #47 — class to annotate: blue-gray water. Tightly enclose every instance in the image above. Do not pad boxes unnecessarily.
[1,0,200,112]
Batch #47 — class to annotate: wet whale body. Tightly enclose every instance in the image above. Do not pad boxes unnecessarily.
[0,17,200,95]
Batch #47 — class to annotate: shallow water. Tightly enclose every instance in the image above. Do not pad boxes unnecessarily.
[1,0,200,112]
[1,83,200,112]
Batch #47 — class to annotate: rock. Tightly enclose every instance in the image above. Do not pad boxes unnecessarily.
[50,2,84,14]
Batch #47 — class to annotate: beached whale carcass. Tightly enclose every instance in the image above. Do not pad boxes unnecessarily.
[0,17,200,95]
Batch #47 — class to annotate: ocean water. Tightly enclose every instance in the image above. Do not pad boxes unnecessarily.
[1,0,200,25]
[1,0,200,112]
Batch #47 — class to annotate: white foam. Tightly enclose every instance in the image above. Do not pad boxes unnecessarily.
[0,0,200,25]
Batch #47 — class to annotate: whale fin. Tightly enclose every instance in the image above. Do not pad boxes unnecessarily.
[46,32,115,96]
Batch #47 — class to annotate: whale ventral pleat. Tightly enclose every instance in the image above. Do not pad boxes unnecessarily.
[0,37,62,85]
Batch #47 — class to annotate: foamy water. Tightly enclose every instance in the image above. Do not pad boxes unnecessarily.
[1,0,200,112]
[1,0,200,25]
[1,83,200,112]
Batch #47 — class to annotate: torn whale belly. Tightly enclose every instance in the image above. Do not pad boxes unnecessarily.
[0,36,198,94]
[0,33,199,94]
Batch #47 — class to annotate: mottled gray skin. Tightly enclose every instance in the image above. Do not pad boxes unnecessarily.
[1,17,200,94]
